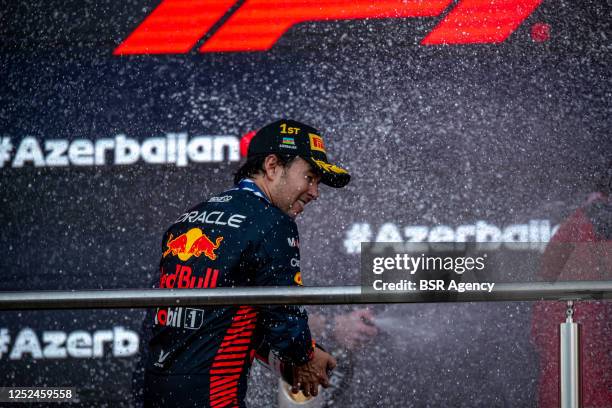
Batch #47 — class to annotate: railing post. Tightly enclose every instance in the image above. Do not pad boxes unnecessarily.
[560,300,580,408]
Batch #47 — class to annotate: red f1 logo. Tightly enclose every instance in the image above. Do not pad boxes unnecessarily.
[114,0,542,55]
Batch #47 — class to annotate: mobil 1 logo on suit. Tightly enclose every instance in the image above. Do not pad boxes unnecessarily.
[154,307,206,330]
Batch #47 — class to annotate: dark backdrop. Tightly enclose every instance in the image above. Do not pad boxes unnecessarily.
[1,0,610,406]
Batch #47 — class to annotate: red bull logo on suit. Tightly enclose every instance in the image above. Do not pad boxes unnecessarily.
[163,228,224,261]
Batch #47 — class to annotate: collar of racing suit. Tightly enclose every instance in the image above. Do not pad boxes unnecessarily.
[235,178,271,204]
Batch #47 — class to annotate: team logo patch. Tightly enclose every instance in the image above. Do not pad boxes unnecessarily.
[163,228,223,261]
[309,133,326,153]
[294,272,303,286]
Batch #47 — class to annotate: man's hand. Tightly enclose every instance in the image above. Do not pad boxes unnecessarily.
[291,347,337,397]
[333,308,378,349]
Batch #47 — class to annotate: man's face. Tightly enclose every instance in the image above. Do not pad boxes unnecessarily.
[269,157,321,218]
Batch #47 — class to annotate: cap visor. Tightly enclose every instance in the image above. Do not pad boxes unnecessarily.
[307,158,351,188]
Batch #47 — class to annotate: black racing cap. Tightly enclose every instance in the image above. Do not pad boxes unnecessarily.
[248,119,351,188]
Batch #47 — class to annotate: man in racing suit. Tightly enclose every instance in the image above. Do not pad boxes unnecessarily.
[143,119,350,408]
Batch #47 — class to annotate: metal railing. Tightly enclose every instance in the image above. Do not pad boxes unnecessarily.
[0,281,610,310]
[1,280,610,408]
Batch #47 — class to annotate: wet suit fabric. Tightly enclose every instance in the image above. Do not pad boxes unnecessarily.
[143,179,312,408]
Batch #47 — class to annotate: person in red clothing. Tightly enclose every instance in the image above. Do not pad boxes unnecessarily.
[531,166,612,407]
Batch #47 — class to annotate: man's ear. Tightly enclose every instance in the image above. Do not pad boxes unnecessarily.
[262,154,280,180]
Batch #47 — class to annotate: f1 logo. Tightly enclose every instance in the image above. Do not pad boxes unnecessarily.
[114,0,542,55]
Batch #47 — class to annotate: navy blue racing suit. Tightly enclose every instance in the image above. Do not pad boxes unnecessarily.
[143,179,313,408]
